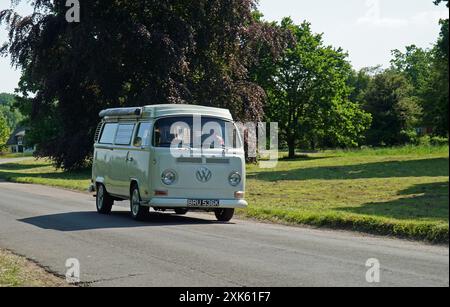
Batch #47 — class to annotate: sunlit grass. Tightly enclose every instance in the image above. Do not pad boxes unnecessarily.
[242,145,449,242]
[0,249,67,287]
[0,158,90,191]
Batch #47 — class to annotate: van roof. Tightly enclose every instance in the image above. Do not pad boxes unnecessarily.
[99,104,233,121]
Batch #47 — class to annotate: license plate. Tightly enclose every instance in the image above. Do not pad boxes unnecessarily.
[187,199,220,207]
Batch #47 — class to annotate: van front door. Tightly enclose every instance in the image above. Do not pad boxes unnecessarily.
[126,122,153,201]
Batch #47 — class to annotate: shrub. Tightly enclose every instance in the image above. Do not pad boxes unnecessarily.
[430,136,449,146]
[418,135,449,147]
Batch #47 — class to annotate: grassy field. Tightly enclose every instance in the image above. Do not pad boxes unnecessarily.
[0,249,67,287]
[0,152,34,159]
[0,145,448,243]
[244,145,449,243]
[0,158,90,191]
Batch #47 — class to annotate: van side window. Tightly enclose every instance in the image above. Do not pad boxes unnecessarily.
[134,123,151,147]
[115,124,135,145]
[99,123,118,144]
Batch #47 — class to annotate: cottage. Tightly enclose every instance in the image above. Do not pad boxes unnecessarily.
[5,127,35,153]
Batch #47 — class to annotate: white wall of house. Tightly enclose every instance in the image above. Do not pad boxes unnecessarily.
[8,144,35,154]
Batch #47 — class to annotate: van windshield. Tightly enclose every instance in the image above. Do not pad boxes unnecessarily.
[153,116,242,149]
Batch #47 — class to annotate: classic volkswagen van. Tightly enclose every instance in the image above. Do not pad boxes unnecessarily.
[91,105,247,221]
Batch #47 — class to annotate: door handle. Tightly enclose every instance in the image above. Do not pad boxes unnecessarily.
[126,152,134,162]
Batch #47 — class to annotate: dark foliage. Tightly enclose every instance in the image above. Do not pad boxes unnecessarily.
[362,71,422,146]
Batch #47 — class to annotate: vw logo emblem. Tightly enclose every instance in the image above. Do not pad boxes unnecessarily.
[196,167,212,183]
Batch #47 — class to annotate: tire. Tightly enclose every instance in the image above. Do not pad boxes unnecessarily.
[215,208,235,222]
[96,184,113,214]
[130,185,149,221]
[174,208,189,215]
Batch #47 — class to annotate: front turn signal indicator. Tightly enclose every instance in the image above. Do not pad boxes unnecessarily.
[154,190,168,197]
[235,191,245,199]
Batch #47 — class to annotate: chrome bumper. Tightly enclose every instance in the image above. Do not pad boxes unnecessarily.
[145,198,248,209]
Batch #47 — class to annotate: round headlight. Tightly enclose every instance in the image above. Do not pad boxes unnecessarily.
[228,172,241,186]
[161,170,177,185]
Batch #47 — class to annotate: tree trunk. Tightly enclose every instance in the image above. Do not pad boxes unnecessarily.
[288,138,296,159]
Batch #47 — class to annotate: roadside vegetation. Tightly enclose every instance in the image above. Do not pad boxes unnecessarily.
[0,152,33,159]
[0,145,448,243]
[0,158,90,191]
[0,249,67,287]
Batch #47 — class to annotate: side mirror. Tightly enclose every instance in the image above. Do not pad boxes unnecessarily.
[134,137,143,147]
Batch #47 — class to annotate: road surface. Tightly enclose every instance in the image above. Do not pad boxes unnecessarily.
[0,181,448,287]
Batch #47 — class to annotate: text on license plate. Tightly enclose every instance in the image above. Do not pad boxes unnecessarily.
[187,199,220,207]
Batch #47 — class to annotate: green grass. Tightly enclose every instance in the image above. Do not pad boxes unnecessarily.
[0,249,67,287]
[0,158,90,191]
[0,145,448,243]
[0,152,34,159]
[242,145,449,243]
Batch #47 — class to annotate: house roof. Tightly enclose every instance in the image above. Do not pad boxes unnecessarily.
[6,127,27,146]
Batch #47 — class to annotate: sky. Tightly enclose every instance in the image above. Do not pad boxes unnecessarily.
[0,0,448,94]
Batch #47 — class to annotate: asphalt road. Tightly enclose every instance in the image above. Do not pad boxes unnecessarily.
[0,181,448,287]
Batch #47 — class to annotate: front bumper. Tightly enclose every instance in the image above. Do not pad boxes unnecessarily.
[145,198,248,209]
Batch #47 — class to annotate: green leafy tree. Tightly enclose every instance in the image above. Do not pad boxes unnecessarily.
[0,93,25,131]
[0,93,15,106]
[257,18,371,157]
[391,45,433,97]
[0,113,11,152]
[422,0,449,136]
[390,42,448,137]
[385,0,448,137]
[363,70,422,146]
[348,66,382,104]
[1,0,284,169]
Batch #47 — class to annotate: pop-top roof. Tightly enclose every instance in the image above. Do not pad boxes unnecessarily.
[99,104,233,121]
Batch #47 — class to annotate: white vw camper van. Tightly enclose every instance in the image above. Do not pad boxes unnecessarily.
[91,105,247,222]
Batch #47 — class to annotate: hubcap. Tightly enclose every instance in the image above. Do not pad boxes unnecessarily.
[97,186,104,210]
[131,190,140,216]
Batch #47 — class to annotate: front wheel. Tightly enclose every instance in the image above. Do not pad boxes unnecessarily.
[130,185,149,221]
[96,184,113,214]
[215,208,235,222]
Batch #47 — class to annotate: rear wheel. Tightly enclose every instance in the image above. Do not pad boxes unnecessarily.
[215,208,235,222]
[174,208,189,215]
[96,184,113,214]
[130,185,149,221]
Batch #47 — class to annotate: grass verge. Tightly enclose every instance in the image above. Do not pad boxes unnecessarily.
[0,158,90,191]
[0,249,67,287]
[0,145,448,243]
[0,152,34,159]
